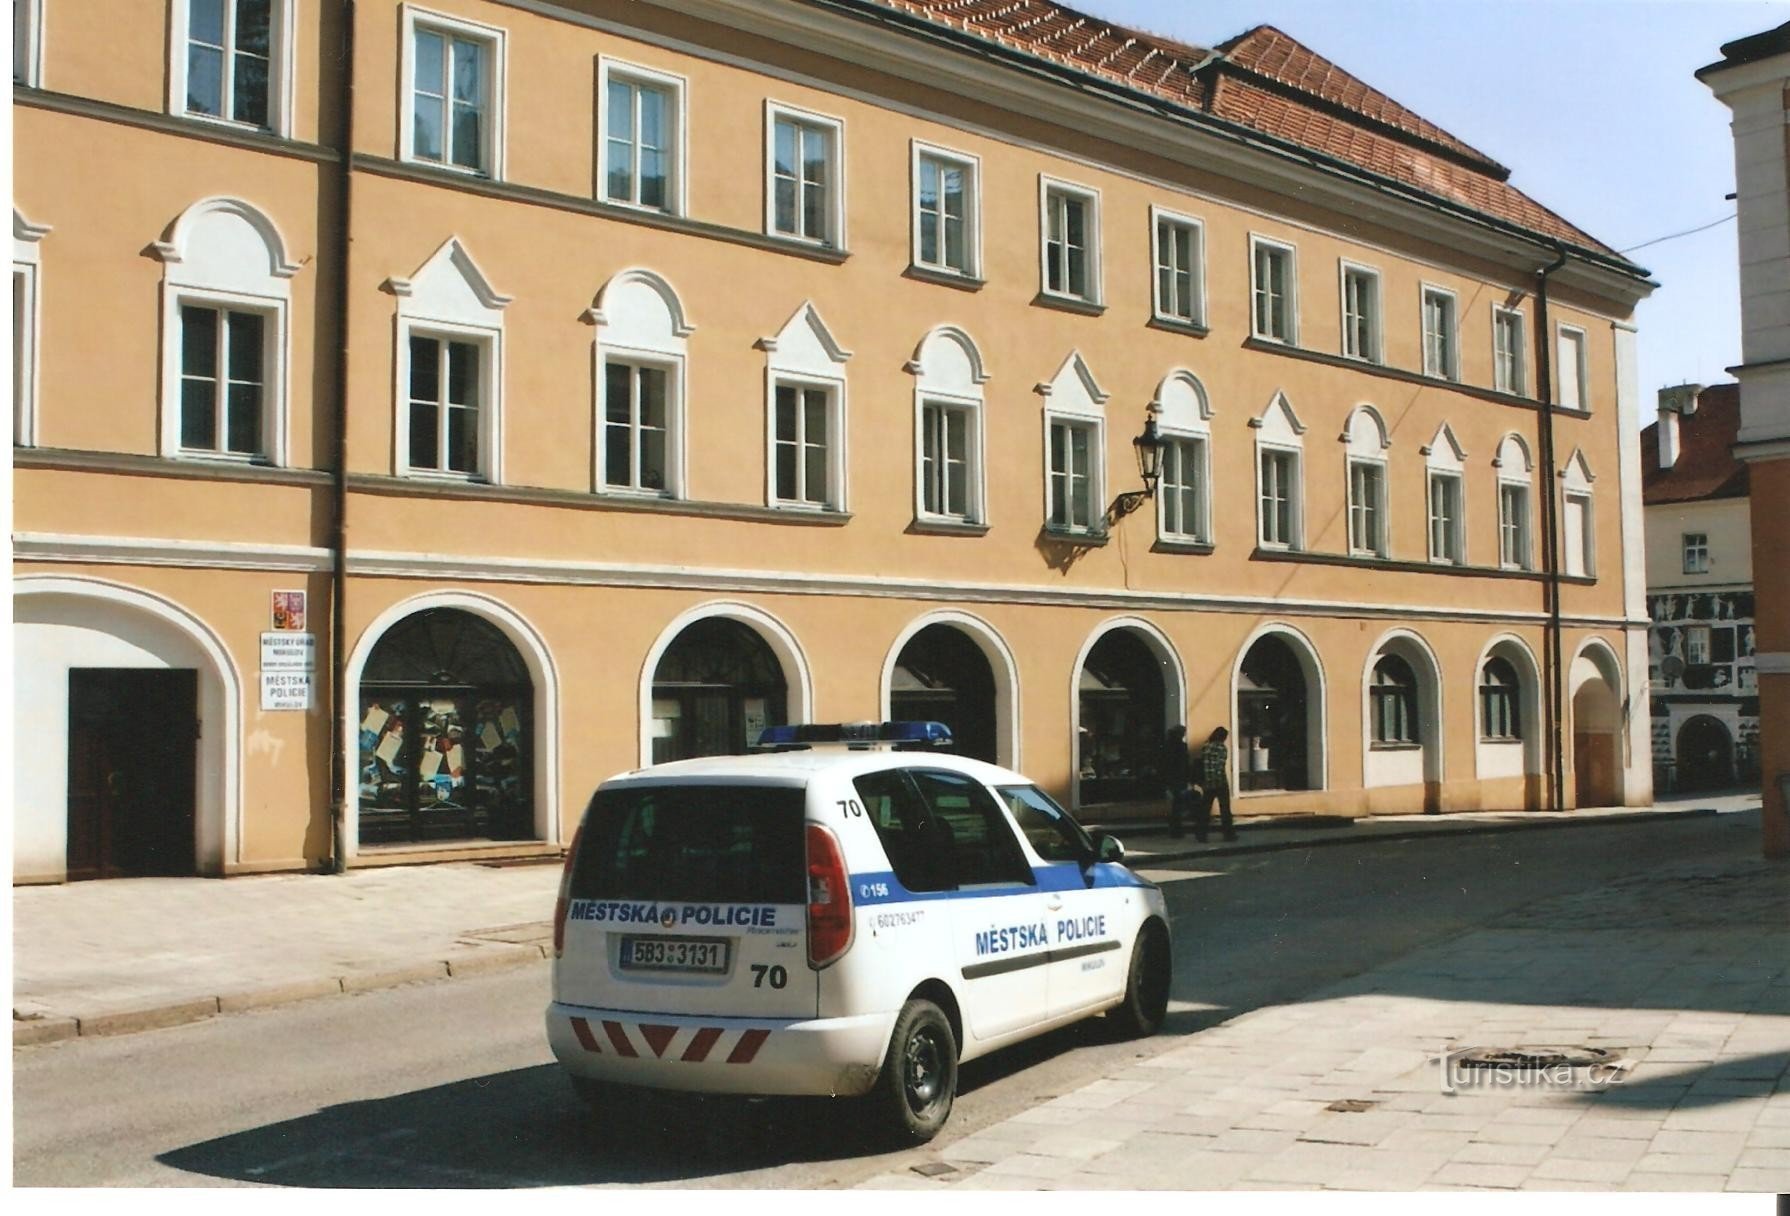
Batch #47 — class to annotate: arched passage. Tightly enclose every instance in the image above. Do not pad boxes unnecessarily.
[881,612,1019,767]
[1233,625,1326,793]
[1361,629,1444,807]
[345,591,561,857]
[1569,639,1625,807]
[640,603,813,766]
[1676,715,1734,791]
[14,576,242,880]
[1071,619,1185,809]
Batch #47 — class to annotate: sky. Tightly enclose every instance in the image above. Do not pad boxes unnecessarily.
[1070,0,1786,425]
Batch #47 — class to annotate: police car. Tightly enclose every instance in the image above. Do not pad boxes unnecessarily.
[544,721,1172,1144]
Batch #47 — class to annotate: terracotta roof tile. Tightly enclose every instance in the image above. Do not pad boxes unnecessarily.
[856,0,1629,262]
[1642,384,1749,505]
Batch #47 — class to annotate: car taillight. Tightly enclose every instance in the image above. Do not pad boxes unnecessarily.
[805,823,854,969]
[552,824,583,959]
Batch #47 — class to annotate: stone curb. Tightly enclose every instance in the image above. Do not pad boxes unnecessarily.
[12,809,1722,1050]
[1112,807,1721,867]
[14,941,549,1049]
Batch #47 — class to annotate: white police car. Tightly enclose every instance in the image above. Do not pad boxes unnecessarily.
[544,721,1171,1143]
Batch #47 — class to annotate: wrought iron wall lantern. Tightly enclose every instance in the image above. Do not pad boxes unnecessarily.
[1107,407,1165,524]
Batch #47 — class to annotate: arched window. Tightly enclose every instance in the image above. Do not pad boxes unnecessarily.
[1480,657,1521,741]
[1370,654,1419,745]
[651,618,788,761]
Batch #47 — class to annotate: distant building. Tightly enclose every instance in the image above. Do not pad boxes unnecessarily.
[1642,384,1758,792]
[1700,23,1790,858]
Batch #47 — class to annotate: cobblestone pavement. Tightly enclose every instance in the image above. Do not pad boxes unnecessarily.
[855,852,1790,1192]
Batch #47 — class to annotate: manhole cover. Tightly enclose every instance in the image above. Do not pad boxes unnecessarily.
[1454,1046,1620,1071]
[912,1162,957,1178]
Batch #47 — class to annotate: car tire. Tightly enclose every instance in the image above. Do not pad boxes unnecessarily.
[872,999,957,1144]
[1109,920,1170,1038]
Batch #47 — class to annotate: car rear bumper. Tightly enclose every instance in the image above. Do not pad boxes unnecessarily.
[545,1001,897,1097]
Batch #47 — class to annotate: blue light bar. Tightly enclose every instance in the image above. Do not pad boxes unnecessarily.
[754,721,955,748]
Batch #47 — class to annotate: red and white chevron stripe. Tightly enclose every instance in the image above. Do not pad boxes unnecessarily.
[568,1016,771,1064]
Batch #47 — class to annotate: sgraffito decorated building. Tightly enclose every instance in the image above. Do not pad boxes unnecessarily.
[13,0,1656,881]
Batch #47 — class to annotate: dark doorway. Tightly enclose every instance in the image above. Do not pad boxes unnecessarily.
[890,624,997,764]
[1237,635,1310,792]
[1675,715,1734,791]
[358,609,535,846]
[651,618,788,763]
[67,669,198,880]
[1078,630,1167,805]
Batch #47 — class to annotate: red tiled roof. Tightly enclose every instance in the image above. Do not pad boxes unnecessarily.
[857,0,1625,260]
[1642,384,1748,505]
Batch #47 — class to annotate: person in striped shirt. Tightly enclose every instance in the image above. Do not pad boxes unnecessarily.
[1195,726,1236,843]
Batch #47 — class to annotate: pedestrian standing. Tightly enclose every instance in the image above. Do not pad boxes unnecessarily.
[1196,727,1236,843]
[1161,726,1193,838]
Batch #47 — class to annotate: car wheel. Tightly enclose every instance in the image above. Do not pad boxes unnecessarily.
[1109,920,1170,1038]
[873,999,957,1144]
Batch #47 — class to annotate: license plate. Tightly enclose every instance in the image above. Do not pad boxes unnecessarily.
[619,935,730,974]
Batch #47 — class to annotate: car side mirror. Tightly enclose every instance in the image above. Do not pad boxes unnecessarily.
[1092,832,1125,864]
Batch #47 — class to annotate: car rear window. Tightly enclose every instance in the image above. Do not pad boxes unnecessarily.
[569,784,806,904]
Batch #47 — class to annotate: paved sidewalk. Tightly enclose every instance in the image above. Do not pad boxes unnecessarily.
[855,829,1790,1192]
[11,794,1753,1047]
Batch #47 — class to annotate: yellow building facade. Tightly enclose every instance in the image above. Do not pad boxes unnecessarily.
[13,0,1656,881]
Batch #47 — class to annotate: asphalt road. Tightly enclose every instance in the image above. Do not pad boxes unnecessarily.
[12,810,1759,1188]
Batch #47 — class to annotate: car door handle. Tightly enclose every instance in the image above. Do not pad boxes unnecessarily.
[1046,900,1063,911]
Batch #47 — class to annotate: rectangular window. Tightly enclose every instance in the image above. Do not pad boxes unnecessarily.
[773,383,831,507]
[1153,211,1203,325]
[410,20,493,173]
[1048,418,1096,531]
[770,111,838,244]
[1160,436,1207,541]
[1348,460,1386,556]
[1494,307,1526,395]
[1252,239,1295,342]
[1259,448,1297,547]
[1499,483,1531,569]
[185,0,272,127]
[915,148,975,275]
[1686,625,1711,667]
[602,359,669,492]
[178,303,265,457]
[1429,472,1463,563]
[1341,264,1380,362]
[1557,325,1589,410]
[1563,491,1592,576]
[603,71,675,211]
[920,400,973,520]
[1480,680,1519,741]
[1683,532,1710,575]
[15,0,41,86]
[407,332,481,474]
[1422,286,1458,380]
[1043,184,1097,301]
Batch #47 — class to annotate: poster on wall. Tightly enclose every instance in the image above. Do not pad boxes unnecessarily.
[272,590,307,631]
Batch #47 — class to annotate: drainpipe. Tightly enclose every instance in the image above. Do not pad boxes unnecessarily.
[1535,241,1568,812]
[327,0,356,874]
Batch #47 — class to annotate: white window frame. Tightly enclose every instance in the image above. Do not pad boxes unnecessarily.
[1347,457,1388,557]
[1498,481,1531,570]
[171,295,284,462]
[1427,470,1465,564]
[1339,260,1382,363]
[168,0,297,136]
[399,5,506,179]
[759,300,850,513]
[1421,283,1459,381]
[907,326,988,527]
[1556,323,1590,411]
[1157,431,1211,543]
[1044,413,1103,534]
[1257,445,1302,549]
[917,395,981,524]
[910,140,980,278]
[1562,489,1595,577]
[1249,234,1298,345]
[598,353,679,496]
[14,0,43,86]
[1685,625,1712,666]
[1492,304,1526,396]
[1150,205,1205,328]
[764,100,846,248]
[1683,532,1710,575]
[767,376,843,510]
[13,210,49,447]
[1038,175,1102,305]
[399,325,497,479]
[596,57,687,216]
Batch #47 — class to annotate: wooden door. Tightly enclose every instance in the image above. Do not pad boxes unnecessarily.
[66,670,198,879]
